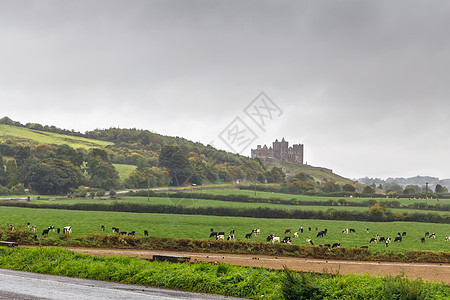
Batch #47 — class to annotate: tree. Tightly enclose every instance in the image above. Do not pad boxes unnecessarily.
[293,172,313,181]
[322,181,341,193]
[342,183,356,192]
[403,185,421,195]
[362,185,375,195]
[435,184,448,194]
[264,167,285,183]
[384,183,403,194]
[0,154,6,186]
[158,145,192,186]
[87,150,119,190]
[6,159,19,188]
[25,158,86,194]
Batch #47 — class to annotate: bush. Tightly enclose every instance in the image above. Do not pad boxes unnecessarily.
[282,267,323,300]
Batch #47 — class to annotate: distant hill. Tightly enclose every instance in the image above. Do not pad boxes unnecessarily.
[356,176,450,189]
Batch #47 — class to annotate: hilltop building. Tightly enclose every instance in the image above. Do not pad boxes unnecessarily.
[251,138,304,165]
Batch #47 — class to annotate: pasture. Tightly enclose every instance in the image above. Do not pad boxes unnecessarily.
[112,164,136,181]
[0,206,448,253]
[0,124,113,149]
[26,196,450,216]
[174,188,450,208]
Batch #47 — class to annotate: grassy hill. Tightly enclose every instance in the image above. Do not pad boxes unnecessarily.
[0,124,113,149]
[265,161,357,186]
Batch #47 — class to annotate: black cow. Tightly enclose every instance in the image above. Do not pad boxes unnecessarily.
[57,228,60,234]
[317,231,326,238]
[120,231,127,235]
[245,233,252,239]
[218,231,225,236]
[299,227,304,233]
[101,225,105,231]
[369,238,377,243]
[349,229,356,233]
[230,229,235,235]
[379,237,385,242]
[425,232,430,237]
[421,237,425,243]
[128,231,135,236]
[360,246,369,249]
[112,227,120,234]
[282,236,292,244]
[144,230,149,236]
[332,242,340,248]
[42,229,49,236]
[394,236,402,242]
[308,227,311,232]
[209,232,218,238]
[402,232,406,237]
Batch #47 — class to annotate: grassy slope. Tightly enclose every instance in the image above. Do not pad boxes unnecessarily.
[113,164,136,181]
[0,124,113,149]
[1,206,448,253]
[265,161,356,185]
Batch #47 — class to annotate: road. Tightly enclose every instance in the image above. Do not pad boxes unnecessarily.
[0,269,242,300]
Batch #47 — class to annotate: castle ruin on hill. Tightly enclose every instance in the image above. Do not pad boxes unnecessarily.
[251,138,304,165]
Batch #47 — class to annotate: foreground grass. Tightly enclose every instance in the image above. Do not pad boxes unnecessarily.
[0,206,448,253]
[0,247,448,299]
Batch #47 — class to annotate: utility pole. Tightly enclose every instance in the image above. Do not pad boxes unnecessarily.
[425,182,429,199]
[147,177,150,202]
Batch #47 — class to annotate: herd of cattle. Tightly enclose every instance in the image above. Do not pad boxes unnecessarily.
[209,226,450,249]
[12,223,450,248]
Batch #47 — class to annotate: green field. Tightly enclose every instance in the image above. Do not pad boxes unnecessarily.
[113,164,136,181]
[0,124,113,149]
[26,196,450,216]
[1,206,448,253]
[175,188,450,207]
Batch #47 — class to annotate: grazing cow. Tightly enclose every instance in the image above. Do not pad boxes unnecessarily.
[218,231,225,236]
[315,227,318,231]
[341,228,349,234]
[8,225,14,231]
[385,237,391,243]
[245,233,252,239]
[63,226,72,235]
[360,246,369,249]
[421,237,425,243]
[445,237,449,242]
[128,231,136,236]
[27,222,31,228]
[293,232,299,238]
[308,227,311,232]
[282,236,292,244]
[112,227,120,234]
[394,236,402,242]
[252,229,261,236]
[429,233,436,239]
[101,225,105,231]
[331,242,340,248]
[385,241,389,247]
[227,235,235,241]
[402,232,407,237]
[299,227,304,233]
[272,236,280,244]
[266,234,274,242]
[230,229,235,235]
[48,226,55,232]
[120,231,127,235]
[216,234,225,240]
[366,228,370,233]
[306,238,314,245]
[425,232,430,237]
[349,229,356,233]
[379,237,385,242]
[144,230,149,236]
[323,244,331,248]
[369,238,377,243]
[317,231,326,238]
[30,226,36,232]
[42,229,49,236]
[284,228,291,234]
[57,228,60,234]
[209,231,218,238]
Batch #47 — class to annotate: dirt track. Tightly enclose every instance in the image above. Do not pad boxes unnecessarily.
[62,247,450,284]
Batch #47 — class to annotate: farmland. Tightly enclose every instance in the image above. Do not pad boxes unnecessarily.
[0,124,113,149]
[0,206,448,253]
[25,196,450,216]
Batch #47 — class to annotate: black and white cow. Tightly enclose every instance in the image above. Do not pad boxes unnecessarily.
[144,230,149,236]
[62,226,72,235]
[331,242,340,248]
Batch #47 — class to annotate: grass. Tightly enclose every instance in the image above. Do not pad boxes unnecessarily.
[0,206,448,253]
[112,164,136,181]
[1,247,447,299]
[0,124,113,149]
[27,196,450,216]
[176,188,450,208]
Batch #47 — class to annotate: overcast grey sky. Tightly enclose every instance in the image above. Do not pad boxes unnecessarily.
[1,1,449,179]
